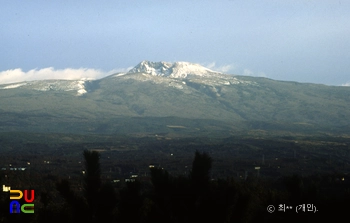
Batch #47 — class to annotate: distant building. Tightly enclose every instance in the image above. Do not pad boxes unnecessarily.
[149,163,160,168]
[5,167,26,171]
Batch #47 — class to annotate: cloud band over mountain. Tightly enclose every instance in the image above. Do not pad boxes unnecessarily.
[0,67,131,85]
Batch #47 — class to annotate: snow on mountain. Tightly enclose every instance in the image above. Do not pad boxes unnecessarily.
[0,80,87,96]
[124,61,257,89]
[127,61,220,78]
[0,61,257,96]
[0,83,28,89]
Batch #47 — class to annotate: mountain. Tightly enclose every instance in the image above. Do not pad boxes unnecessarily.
[0,61,349,137]
[128,61,221,78]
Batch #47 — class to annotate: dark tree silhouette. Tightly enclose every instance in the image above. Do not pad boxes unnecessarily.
[95,182,118,222]
[189,151,214,222]
[55,150,118,223]
[150,167,170,199]
[118,181,143,223]
[190,150,212,190]
[56,179,88,223]
[83,150,101,219]
[149,167,172,222]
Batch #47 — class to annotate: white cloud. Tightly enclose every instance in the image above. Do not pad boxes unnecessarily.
[243,69,253,76]
[342,82,350,86]
[242,68,267,77]
[202,62,267,77]
[0,67,131,85]
[202,62,236,73]
[108,67,134,74]
[205,62,216,70]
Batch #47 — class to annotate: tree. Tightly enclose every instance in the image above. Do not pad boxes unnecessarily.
[189,150,213,222]
[56,150,118,223]
[96,182,118,222]
[150,167,170,198]
[56,179,88,223]
[83,150,101,220]
[190,150,212,190]
[149,167,172,222]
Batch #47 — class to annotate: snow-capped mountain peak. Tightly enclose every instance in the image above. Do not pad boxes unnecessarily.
[127,60,220,78]
[120,60,257,90]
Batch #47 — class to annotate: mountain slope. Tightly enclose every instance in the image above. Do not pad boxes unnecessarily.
[0,61,349,136]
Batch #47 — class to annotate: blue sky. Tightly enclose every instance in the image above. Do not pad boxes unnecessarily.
[1,0,349,86]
